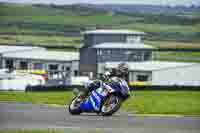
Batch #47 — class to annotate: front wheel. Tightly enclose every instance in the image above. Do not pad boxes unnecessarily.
[68,96,82,115]
[101,94,123,116]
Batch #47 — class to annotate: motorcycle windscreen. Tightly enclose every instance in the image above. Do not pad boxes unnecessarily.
[80,87,107,112]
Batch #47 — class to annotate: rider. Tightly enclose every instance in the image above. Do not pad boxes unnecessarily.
[106,62,130,98]
[78,62,130,98]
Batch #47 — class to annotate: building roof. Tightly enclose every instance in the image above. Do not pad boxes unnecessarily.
[91,43,154,49]
[104,61,199,71]
[3,51,79,62]
[83,29,145,35]
[0,45,45,54]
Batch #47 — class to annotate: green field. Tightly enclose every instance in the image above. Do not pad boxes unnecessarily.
[0,35,82,48]
[0,3,199,42]
[146,41,200,49]
[0,91,200,115]
[146,41,200,62]
[0,15,133,27]
[118,23,200,42]
[0,3,133,34]
[154,51,200,62]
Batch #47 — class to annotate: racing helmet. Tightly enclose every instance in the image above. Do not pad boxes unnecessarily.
[110,62,129,78]
[117,62,129,76]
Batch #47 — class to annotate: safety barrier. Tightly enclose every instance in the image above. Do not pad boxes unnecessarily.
[129,85,200,91]
[26,85,200,92]
[25,85,83,92]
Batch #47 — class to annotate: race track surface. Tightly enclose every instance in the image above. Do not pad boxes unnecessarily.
[0,103,200,133]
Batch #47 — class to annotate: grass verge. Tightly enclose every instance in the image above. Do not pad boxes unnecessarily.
[123,91,200,115]
[0,91,200,115]
[0,129,102,133]
[0,91,74,105]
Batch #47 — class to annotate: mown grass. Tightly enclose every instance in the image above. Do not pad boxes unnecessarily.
[0,129,63,133]
[146,41,200,62]
[0,91,74,105]
[0,26,66,35]
[154,51,200,62]
[154,51,200,61]
[117,23,200,35]
[0,91,200,115]
[0,129,102,133]
[0,35,82,47]
[146,41,200,49]
[122,91,200,115]
[0,14,132,26]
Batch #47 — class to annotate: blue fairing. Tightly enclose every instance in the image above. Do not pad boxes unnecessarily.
[79,98,93,112]
[80,79,130,112]
[80,88,106,112]
[109,80,130,99]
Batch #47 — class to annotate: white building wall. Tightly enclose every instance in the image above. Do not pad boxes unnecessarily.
[71,61,79,76]
[97,63,105,74]
[152,65,200,86]
[2,59,5,68]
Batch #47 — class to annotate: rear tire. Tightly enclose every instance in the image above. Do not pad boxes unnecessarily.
[101,94,122,116]
[68,97,82,115]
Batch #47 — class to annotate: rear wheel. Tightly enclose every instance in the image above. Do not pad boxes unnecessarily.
[101,94,122,116]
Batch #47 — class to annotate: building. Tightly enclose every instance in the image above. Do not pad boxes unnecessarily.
[1,29,200,86]
[80,29,148,77]
[0,45,79,80]
[105,61,200,86]
[80,29,200,86]
[0,45,45,69]
[83,30,145,47]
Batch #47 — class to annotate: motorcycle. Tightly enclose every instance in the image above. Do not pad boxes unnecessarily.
[69,79,130,116]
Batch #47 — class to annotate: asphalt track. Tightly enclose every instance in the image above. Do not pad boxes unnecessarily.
[0,103,200,133]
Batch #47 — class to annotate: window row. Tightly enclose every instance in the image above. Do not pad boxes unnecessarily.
[97,49,151,56]
[3,59,78,77]
[97,52,152,62]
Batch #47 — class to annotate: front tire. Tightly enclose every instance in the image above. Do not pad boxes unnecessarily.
[68,97,82,115]
[101,94,122,116]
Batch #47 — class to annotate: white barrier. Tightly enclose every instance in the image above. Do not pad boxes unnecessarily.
[0,74,45,91]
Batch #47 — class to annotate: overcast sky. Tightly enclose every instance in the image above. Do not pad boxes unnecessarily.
[0,0,199,6]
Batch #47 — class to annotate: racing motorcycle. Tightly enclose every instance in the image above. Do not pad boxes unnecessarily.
[68,78,130,116]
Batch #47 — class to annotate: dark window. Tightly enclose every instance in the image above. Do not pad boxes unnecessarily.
[66,67,70,71]
[5,59,14,69]
[19,61,28,69]
[33,63,43,69]
[48,64,58,70]
[74,70,78,76]
[137,75,149,82]
[62,66,64,70]
[144,51,152,61]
